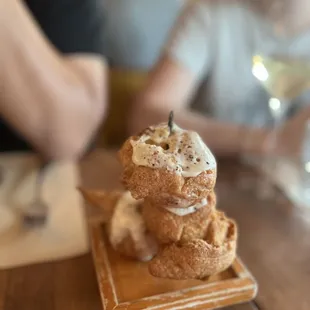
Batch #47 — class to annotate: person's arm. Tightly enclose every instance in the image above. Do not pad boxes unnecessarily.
[131,56,267,156]
[130,0,267,157]
[0,0,107,160]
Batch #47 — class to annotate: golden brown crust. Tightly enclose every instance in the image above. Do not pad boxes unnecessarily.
[148,211,237,280]
[119,137,216,201]
[181,170,216,198]
[123,165,186,200]
[145,194,200,209]
[142,192,216,244]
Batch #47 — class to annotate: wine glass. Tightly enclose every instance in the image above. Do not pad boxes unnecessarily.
[251,54,310,199]
[299,120,310,205]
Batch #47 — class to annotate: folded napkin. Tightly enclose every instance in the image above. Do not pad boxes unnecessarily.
[0,153,89,269]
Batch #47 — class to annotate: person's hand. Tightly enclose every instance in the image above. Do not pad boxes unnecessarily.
[274,107,310,159]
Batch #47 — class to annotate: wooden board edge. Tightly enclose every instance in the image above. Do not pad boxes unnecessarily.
[115,277,257,310]
[89,224,118,310]
[232,257,258,298]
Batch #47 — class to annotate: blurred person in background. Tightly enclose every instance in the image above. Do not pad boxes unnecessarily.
[130,0,310,158]
[104,0,185,70]
[0,0,107,159]
[101,0,186,146]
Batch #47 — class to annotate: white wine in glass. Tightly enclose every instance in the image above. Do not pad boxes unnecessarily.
[251,54,310,199]
[252,55,310,100]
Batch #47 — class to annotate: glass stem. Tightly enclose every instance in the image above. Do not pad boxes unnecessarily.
[264,99,289,156]
[257,99,289,199]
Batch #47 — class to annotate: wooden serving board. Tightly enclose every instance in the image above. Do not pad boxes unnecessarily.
[89,221,257,310]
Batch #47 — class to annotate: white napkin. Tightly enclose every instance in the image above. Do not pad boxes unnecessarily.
[0,153,89,269]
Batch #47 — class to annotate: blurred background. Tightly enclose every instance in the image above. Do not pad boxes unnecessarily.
[98,0,185,146]
[97,0,310,206]
[1,0,310,309]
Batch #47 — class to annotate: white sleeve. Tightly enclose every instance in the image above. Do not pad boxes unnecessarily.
[165,0,213,80]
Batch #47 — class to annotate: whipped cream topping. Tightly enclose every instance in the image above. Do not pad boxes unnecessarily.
[164,198,208,216]
[130,123,216,177]
[110,191,146,249]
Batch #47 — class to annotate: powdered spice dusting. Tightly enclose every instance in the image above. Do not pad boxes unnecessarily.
[130,123,216,177]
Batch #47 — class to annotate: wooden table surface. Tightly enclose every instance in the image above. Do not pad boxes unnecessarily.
[0,150,309,310]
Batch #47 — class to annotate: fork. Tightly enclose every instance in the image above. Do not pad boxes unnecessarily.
[23,160,50,227]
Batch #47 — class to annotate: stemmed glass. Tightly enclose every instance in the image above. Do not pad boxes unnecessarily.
[299,120,310,205]
[251,54,310,199]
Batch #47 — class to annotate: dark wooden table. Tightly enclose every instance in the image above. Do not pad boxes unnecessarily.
[0,150,309,310]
